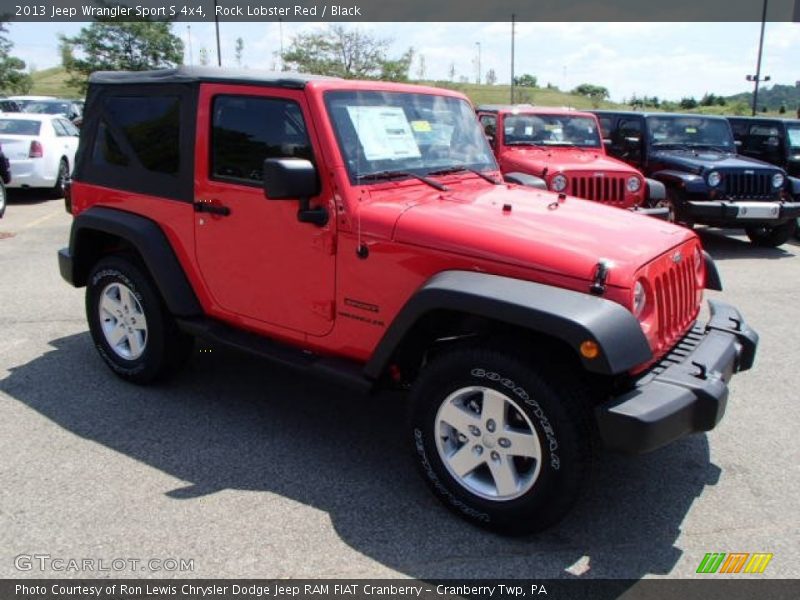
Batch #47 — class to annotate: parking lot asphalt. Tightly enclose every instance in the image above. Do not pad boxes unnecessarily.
[1,195,798,581]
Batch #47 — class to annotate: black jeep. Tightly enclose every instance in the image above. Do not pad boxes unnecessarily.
[594,111,800,247]
[727,116,800,178]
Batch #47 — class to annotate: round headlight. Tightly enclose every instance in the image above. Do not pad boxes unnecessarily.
[626,176,641,193]
[633,280,647,319]
[707,171,721,187]
[551,174,568,193]
[772,173,785,188]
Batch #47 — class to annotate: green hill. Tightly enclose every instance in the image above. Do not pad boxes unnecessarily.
[725,83,800,114]
[29,67,82,98]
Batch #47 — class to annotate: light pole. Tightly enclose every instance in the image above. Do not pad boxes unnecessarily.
[475,42,481,85]
[213,0,222,67]
[746,0,770,115]
[510,15,516,103]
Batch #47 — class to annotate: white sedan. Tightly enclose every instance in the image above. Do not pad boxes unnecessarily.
[0,114,79,197]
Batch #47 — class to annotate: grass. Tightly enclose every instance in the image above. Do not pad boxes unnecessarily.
[29,67,82,98]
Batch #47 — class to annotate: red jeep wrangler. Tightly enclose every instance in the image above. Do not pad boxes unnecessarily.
[476,105,667,217]
[59,67,757,534]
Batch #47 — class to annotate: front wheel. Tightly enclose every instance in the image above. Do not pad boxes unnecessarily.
[0,180,6,218]
[745,221,796,247]
[409,346,593,534]
[86,256,193,384]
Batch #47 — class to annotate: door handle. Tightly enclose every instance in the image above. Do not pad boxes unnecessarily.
[194,201,231,216]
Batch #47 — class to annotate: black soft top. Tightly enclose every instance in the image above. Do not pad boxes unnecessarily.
[89,66,337,89]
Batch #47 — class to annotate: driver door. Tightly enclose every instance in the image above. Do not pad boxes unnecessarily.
[193,84,336,337]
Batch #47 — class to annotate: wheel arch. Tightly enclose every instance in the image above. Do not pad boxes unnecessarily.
[364,271,652,381]
[67,206,202,317]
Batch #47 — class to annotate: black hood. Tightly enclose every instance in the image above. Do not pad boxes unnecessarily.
[651,149,782,175]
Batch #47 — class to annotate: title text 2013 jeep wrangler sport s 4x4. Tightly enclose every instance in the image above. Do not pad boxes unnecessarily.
[59,68,758,534]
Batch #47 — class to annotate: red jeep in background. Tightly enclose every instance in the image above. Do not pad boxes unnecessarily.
[59,67,757,534]
[476,105,667,217]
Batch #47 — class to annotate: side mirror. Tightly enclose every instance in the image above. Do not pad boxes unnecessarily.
[263,158,319,200]
[485,134,495,147]
[263,158,328,226]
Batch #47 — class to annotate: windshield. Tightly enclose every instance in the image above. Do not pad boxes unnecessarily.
[25,102,70,115]
[787,125,800,150]
[325,90,496,181]
[647,115,735,151]
[503,114,601,148]
[0,119,41,135]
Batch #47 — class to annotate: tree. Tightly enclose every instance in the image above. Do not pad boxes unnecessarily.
[779,102,786,114]
[514,73,537,87]
[416,54,426,81]
[485,68,497,86]
[448,62,456,82]
[235,37,244,67]
[679,96,698,109]
[0,23,32,94]
[573,83,609,108]
[282,25,413,81]
[60,21,183,93]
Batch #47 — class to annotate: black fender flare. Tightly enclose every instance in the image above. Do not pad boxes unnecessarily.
[703,251,723,291]
[644,177,666,204]
[364,271,652,378]
[503,172,548,190]
[787,175,800,200]
[66,206,202,317]
[650,169,709,195]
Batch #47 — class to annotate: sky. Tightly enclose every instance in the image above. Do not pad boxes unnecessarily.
[6,21,800,103]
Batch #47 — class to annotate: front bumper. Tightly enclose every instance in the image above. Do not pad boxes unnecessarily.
[596,300,758,454]
[686,200,800,224]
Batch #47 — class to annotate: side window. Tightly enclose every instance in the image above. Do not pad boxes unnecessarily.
[211,95,312,185]
[52,119,68,137]
[92,96,180,175]
[61,119,79,137]
[479,114,497,138]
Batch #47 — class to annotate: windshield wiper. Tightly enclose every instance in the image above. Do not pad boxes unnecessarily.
[427,166,501,184]
[689,143,732,153]
[506,141,545,147]
[355,170,448,191]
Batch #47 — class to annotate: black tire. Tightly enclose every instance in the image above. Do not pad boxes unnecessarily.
[745,220,796,248]
[795,218,800,240]
[656,188,693,229]
[51,158,69,199]
[409,345,593,535]
[0,180,6,218]
[86,256,193,384]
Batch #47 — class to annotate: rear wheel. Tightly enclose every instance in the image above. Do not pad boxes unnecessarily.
[409,345,593,534]
[51,158,68,198]
[745,221,796,247]
[86,256,193,384]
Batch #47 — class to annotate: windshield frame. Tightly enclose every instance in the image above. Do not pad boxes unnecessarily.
[501,112,603,149]
[645,115,736,152]
[323,89,498,185]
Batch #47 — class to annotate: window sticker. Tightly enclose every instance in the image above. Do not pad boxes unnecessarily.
[685,127,697,134]
[411,120,432,132]
[346,106,422,161]
[787,128,800,147]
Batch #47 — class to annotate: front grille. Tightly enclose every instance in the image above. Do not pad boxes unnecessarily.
[652,246,699,352]
[569,174,627,203]
[723,171,774,198]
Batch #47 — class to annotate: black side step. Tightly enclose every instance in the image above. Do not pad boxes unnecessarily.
[176,318,373,394]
